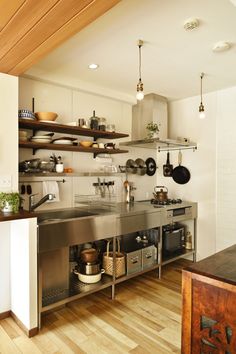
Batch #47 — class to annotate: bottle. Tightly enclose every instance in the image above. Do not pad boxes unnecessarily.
[90,110,99,130]
[185,231,192,250]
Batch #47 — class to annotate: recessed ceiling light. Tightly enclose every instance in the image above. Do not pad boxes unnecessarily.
[184,18,199,31]
[88,63,99,70]
[212,41,231,52]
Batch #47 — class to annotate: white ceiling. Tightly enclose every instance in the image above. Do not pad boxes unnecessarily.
[26,0,236,101]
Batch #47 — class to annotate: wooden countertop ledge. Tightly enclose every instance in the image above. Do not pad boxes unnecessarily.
[0,210,36,222]
[185,244,236,286]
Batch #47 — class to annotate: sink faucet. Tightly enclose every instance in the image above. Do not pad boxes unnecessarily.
[29,193,55,212]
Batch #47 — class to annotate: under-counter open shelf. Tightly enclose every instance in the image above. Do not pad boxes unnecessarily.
[41,274,113,312]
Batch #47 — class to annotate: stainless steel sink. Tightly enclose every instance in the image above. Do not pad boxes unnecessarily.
[37,208,117,253]
[37,209,97,224]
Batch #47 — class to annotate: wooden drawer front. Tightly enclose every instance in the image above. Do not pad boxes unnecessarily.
[191,279,236,353]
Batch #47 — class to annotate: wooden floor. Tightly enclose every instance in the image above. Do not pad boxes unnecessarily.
[0,260,189,354]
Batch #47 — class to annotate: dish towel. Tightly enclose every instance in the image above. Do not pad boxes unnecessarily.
[42,181,60,202]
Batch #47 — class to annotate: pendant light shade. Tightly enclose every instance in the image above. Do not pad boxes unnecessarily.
[199,73,205,119]
[136,40,144,101]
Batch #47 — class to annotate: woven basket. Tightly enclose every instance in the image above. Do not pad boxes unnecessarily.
[103,239,126,278]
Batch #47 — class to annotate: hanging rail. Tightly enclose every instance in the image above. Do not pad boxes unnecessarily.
[19,179,66,183]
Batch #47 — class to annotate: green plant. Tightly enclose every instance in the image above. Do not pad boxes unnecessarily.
[146,122,160,138]
[0,192,20,213]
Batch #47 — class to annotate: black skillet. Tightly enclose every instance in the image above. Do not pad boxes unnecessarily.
[172,151,190,184]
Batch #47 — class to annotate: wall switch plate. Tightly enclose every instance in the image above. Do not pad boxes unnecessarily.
[0,175,12,188]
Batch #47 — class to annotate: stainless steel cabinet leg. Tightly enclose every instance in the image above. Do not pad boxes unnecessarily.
[111,284,115,300]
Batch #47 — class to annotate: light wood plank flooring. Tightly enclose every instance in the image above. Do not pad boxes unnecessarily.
[0,260,189,354]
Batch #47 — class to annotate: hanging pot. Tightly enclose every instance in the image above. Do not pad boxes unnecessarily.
[172,151,191,184]
[135,158,147,175]
[163,152,173,177]
[126,159,138,174]
[153,186,168,201]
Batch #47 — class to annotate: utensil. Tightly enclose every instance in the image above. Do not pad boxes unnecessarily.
[126,159,138,174]
[80,248,98,263]
[172,151,191,184]
[145,157,157,176]
[79,261,101,275]
[135,158,147,175]
[153,186,168,201]
[163,152,173,177]
[35,112,58,121]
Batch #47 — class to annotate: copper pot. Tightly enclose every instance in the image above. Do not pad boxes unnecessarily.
[80,248,98,263]
[153,186,168,201]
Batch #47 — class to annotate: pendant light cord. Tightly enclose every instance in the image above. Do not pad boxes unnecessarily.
[200,73,204,104]
[138,44,142,81]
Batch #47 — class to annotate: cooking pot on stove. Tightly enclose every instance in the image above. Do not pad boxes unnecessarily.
[153,186,168,201]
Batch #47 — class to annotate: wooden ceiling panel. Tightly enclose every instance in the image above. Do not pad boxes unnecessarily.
[0,0,60,60]
[0,0,121,76]
[0,0,25,31]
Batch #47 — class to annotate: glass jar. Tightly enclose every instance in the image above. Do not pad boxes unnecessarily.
[90,110,99,130]
[98,117,106,131]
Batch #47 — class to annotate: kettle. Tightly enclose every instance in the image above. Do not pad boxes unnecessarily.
[153,186,168,201]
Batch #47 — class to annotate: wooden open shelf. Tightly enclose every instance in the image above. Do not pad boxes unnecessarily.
[19,140,128,155]
[19,119,129,139]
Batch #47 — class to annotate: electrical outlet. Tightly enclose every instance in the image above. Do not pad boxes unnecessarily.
[0,175,12,188]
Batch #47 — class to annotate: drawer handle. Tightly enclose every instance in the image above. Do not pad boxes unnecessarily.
[131,260,138,264]
[145,255,152,259]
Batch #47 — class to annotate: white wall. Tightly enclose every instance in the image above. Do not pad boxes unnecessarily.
[165,93,217,260]
[19,77,157,209]
[216,86,236,251]
[163,85,236,259]
[0,73,18,191]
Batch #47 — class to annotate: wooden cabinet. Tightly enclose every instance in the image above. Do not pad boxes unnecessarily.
[182,245,236,353]
[19,118,129,155]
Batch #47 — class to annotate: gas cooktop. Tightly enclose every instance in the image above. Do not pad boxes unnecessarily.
[151,198,182,206]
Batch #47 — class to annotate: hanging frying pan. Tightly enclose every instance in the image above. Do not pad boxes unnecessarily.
[172,151,191,184]
[145,157,157,176]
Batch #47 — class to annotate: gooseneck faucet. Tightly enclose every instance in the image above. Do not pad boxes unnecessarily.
[29,193,55,212]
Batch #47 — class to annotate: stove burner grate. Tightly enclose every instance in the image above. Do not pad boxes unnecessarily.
[151,198,182,206]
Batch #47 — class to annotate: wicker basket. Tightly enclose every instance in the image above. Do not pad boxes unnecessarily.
[103,239,126,278]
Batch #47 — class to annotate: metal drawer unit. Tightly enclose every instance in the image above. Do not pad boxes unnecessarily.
[126,250,142,275]
[142,245,157,269]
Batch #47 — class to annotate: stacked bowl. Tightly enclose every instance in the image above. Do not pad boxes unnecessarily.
[19,130,28,141]
[18,109,35,120]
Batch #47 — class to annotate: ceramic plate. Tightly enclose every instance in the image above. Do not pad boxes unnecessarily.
[31,139,51,143]
[53,140,73,145]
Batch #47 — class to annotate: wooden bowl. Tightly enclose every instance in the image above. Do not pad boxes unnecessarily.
[35,112,58,121]
[80,141,93,148]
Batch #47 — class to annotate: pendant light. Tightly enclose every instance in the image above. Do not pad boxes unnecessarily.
[136,39,144,101]
[199,73,205,119]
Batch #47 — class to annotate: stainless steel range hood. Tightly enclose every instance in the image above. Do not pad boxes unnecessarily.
[120,93,197,151]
